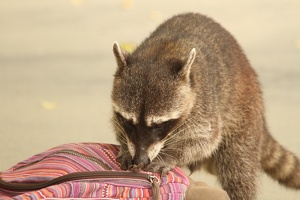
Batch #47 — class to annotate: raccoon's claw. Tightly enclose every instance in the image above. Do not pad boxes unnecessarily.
[130,162,144,173]
[144,163,174,177]
[116,151,132,170]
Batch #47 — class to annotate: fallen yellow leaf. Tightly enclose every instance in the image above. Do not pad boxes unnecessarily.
[69,0,85,7]
[41,101,58,110]
[120,42,136,53]
[121,0,134,10]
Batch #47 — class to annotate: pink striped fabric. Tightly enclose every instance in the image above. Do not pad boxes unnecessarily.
[0,143,189,199]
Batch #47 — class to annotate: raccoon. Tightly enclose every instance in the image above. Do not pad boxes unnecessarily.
[111,13,300,200]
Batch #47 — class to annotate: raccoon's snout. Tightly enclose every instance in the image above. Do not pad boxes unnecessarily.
[132,153,150,167]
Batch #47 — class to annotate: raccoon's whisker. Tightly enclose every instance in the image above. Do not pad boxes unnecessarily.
[189,117,211,131]
[111,118,127,136]
[110,118,124,131]
[186,117,203,129]
[164,136,181,147]
[112,123,128,144]
[158,155,166,165]
[156,154,165,165]
[164,124,190,144]
[115,133,127,145]
[164,135,184,147]
[167,117,198,139]
[164,118,204,146]
[170,117,195,133]
[113,123,127,138]
[165,117,201,145]
[118,131,127,142]
[187,119,201,136]
[164,135,182,146]
[189,118,205,129]
[188,118,212,138]
[117,135,127,145]
[162,146,180,151]
[165,123,188,141]
[159,150,177,160]
[162,146,183,154]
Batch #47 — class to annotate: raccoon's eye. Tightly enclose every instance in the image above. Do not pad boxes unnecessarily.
[114,112,135,130]
[152,120,176,140]
[115,112,125,122]
[152,120,172,130]
[152,123,164,130]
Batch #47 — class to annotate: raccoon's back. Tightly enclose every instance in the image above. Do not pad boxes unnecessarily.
[132,13,253,82]
[133,13,241,61]
[133,13,263,129]
[150,13,228,42]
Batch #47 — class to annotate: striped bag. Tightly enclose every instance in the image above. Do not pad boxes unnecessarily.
[0,143,189,200]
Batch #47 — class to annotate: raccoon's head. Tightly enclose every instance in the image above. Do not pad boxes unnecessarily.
[111,42,196,167]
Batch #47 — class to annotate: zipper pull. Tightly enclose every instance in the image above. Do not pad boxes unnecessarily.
[149,175,160,200]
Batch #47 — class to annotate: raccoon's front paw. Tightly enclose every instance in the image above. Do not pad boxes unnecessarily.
[144,161,175,176]
[116,151,132,170]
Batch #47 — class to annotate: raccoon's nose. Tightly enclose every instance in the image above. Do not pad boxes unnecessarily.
[133,154,150,167]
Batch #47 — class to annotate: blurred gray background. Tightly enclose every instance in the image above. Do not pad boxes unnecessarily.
[0,0,299,199]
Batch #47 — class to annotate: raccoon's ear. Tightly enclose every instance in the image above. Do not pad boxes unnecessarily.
[178,48,196,82]
[113,41,128,74]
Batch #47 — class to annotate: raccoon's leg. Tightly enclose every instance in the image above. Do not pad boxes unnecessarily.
[188,158,217,175]
[214,132,261,200]
[116,146,132,170]
[144,155,177,176]
[116,135,133,170]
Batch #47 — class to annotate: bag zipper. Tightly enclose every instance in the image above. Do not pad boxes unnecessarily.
[1,149,161,199]
[0,171,160,200]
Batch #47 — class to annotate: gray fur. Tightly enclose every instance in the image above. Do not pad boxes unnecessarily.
[111,13,300,200]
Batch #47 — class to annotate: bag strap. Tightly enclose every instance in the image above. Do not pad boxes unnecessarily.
[0,171,151,192]
[0,171,160,200]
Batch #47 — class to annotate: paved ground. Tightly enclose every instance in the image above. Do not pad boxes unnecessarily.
[0,1,299,199]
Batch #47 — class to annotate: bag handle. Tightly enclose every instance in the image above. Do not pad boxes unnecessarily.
[0,171,149,191]
[0,171,160,200]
